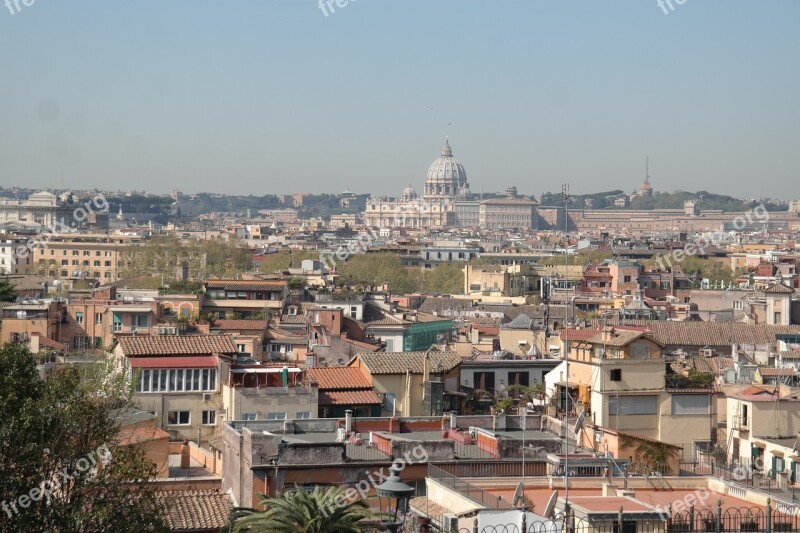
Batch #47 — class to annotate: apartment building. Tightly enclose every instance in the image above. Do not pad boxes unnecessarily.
[117,335,238,444]
[548,327,716,455]
[0,234,33,274]
[478,198,536,230]
[31,233,139,281]
[201,279,288,318]
[0,300,65,345]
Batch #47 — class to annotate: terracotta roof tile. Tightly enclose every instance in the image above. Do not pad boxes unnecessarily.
[319,390,382,406]
[354,351,463,375]
[157,490,233,532]
[307,367,372,390]
[758,368,796,377]
[118,335,237,356]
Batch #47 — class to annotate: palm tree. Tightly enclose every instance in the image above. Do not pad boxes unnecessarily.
[229,485,384,533]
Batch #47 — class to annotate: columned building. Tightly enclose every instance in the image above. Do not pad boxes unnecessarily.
[364,139,470,230]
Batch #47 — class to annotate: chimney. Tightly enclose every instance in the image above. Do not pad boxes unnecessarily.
[603,326,615,342]
[345,410,353,434]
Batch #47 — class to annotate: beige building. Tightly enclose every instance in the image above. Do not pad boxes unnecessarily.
[478,198,536,230]
[117,334,238,444]
[31,233,139,281]
[348,351,463,417]
[463,264,535,297]
[551,327,715,455]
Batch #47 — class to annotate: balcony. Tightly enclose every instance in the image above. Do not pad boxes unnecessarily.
[665,372,715,390]
[731,416,750,431]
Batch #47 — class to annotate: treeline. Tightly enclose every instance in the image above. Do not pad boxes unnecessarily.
[120,235,251,281]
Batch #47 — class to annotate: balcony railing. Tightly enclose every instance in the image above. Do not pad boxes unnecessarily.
[732,416,750,431]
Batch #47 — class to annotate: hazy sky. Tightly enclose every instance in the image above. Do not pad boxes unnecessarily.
[1,1,798,199]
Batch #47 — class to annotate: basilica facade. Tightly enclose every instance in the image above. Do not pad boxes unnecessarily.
[363,139,471,229]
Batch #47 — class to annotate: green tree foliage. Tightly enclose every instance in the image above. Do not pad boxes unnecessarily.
[256,251,320,273]
[229,485,381,533]
[645,255,736,285]
[0,343,165,532]
[0,275,14,301]
[121,235,251,280]
[338,253,419,294]
[421,263,464,295]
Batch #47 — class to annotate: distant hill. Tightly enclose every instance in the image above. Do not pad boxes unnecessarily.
[538,190,787,212]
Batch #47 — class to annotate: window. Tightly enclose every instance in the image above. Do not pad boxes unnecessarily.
[76,311,83,325]
[672,394,709,415]
[624,275,632,283]
[113,313,122,332]
[609,395,658,416]
[167,411,191,426]
[242,413,257,421]
[295,411,311,419]
[610,369,622,381]
[267,412,287,420]
[73,336,83,349]
[201,410,217,425]
[61,259,68,265]
[104,260,111,267]
[135,368,216,393]
[95,313,103,324]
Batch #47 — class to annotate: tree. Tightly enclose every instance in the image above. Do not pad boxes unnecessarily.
[338,253,418,294]
[287,277,307,290]
[422,263,464,295]
[0,343,166,532]
[0,275,14,301]
[229,485,381,533]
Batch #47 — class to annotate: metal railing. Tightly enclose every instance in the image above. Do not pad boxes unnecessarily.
[428,465,514,510]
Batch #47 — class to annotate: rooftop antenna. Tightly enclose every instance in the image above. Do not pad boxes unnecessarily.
[645,156,650,183]
[561,182,572,505]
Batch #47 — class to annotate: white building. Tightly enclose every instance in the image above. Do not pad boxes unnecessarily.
[363,139,470,230]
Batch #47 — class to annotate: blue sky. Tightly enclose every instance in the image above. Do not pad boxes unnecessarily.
[1,1,798,199]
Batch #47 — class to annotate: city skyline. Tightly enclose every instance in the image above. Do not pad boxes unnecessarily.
[1,1,799,197]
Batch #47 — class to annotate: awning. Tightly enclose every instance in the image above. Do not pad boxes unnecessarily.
[129,356,218,369]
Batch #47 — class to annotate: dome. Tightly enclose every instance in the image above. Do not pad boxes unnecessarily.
[424,139,469,199]
[401,184,418,202]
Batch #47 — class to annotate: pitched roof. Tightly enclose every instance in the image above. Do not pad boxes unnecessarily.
[319,390,382,406]
[757,368,797,377]
[205,279,287,291]
[307,367,372,390]
[763,282,795,294]
[157,490,233,532]
[590,321,800,347]
[354,351,463,375]
[118,335,237,356]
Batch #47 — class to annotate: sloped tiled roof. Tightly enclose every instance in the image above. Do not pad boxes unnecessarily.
[307,367,372,390]
[157,490,233,532]
[757,368,797,377]
[590,322,800,347]
[319,390,382,406]
[118,335,237,356]
[355,351,463,375]
[763,282,795,294]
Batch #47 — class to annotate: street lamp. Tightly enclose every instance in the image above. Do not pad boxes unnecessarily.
[375,466,415,533]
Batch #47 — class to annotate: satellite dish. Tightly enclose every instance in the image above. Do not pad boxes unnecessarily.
[512,481,524,508]
[543,490,559,518]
